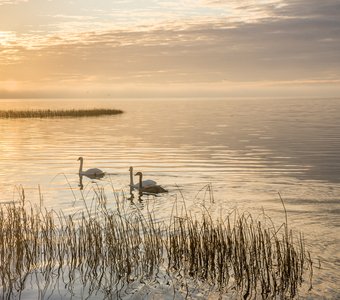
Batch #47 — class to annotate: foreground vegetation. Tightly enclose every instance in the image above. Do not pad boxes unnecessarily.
[0,108,123,118]
[0,187,313,299]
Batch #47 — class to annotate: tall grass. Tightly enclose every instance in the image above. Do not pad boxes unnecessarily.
[166,211,310,298]
[0,108,123,118]
[0,188,313,299]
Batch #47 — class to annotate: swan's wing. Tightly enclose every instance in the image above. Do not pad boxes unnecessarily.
[83,173,105,179]
[131,179,157,190]
[142,179,157,187]
[82,168,105,175]
[132,179,157,189]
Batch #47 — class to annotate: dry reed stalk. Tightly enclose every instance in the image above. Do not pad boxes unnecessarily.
[0,188,313,299]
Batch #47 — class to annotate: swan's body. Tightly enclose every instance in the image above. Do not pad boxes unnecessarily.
[78,157,105,178]
[129,167,156,189]
[135,171,167,194]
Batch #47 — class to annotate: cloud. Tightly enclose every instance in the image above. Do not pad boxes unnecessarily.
[0,0,339,98]
[276,0,340,19]
[1,17,339,81]
[0,0,27,5]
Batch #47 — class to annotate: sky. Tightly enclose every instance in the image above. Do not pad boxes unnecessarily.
[0,0,339,99]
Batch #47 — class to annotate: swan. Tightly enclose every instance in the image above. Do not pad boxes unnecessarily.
[135,171,167,194]
[78,157,105,178]
[129,166,156,189]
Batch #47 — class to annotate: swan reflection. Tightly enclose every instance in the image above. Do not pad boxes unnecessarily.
[78,173,105,190]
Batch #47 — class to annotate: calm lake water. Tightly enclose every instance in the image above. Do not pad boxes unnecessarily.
[0,98,339,298]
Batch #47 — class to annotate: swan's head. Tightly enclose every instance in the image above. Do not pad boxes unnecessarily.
[78,157,83,161]
[129,166,133,172]
[135,171,142,177]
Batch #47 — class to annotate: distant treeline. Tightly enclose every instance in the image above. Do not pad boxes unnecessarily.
[0,108,123,118]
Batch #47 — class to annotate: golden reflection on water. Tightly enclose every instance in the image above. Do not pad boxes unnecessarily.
[0,98,340,297]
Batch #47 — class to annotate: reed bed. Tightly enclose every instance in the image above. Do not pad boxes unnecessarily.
[0,108,123,118]
[166,212,311,299]
[0,190,313,299]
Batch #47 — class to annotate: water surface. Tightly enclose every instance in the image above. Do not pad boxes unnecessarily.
[0,98,339,298]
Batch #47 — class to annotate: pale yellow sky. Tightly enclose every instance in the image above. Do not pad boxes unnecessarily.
[0,0,339,98]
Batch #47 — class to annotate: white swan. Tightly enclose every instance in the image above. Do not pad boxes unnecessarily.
[78,157,105,178]
[129,166,156,189]
[135,171,167,194]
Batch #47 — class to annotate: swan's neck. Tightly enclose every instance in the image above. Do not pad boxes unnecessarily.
[129,168,134,186]
[139,173,143,189]
[79,159,83,174]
